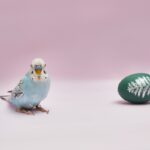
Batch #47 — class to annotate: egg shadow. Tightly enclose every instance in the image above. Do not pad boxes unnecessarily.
[114,100,150,106]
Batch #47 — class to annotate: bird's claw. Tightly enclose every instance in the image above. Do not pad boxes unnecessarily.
[16,106,49,115]
[36,105,49,114]
[16,108,34,115]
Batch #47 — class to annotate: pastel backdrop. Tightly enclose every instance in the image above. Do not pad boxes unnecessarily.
[0,0,150,81]
[0,1,150,150]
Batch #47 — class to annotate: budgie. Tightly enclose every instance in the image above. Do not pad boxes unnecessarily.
[0,58,50,114]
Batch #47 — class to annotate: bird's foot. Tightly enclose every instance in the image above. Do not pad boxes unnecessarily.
[36,105,49,114]
[16,108,34,115]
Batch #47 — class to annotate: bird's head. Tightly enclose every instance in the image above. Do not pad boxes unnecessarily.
[30,58,48,81]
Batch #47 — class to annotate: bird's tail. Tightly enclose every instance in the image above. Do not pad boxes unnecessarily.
[0,95,9,102]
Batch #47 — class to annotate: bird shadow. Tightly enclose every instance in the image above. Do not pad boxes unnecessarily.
[114,100,150,106]
[7,103,51,116]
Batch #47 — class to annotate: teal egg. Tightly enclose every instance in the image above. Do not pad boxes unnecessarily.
[118,73,150,104]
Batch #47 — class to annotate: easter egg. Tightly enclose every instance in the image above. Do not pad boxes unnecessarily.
[118,73,150,104]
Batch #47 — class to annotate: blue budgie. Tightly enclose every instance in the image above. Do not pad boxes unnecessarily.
[0,58,50,114]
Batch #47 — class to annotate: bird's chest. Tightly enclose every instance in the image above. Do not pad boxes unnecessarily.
[25,80,49,100]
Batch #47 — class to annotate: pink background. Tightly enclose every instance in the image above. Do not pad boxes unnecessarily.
[0,0,150,80]
[1,1,150,150]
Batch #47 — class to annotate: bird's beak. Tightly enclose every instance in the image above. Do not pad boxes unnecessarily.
[35,69,42,75]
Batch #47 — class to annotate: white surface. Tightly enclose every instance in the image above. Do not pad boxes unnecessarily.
[0,80,150,150]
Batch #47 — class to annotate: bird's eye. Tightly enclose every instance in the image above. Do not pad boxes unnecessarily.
[44,70,46,74]
[31,71,34,74]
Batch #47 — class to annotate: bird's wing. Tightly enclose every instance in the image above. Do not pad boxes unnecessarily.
[11,80,24,99]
